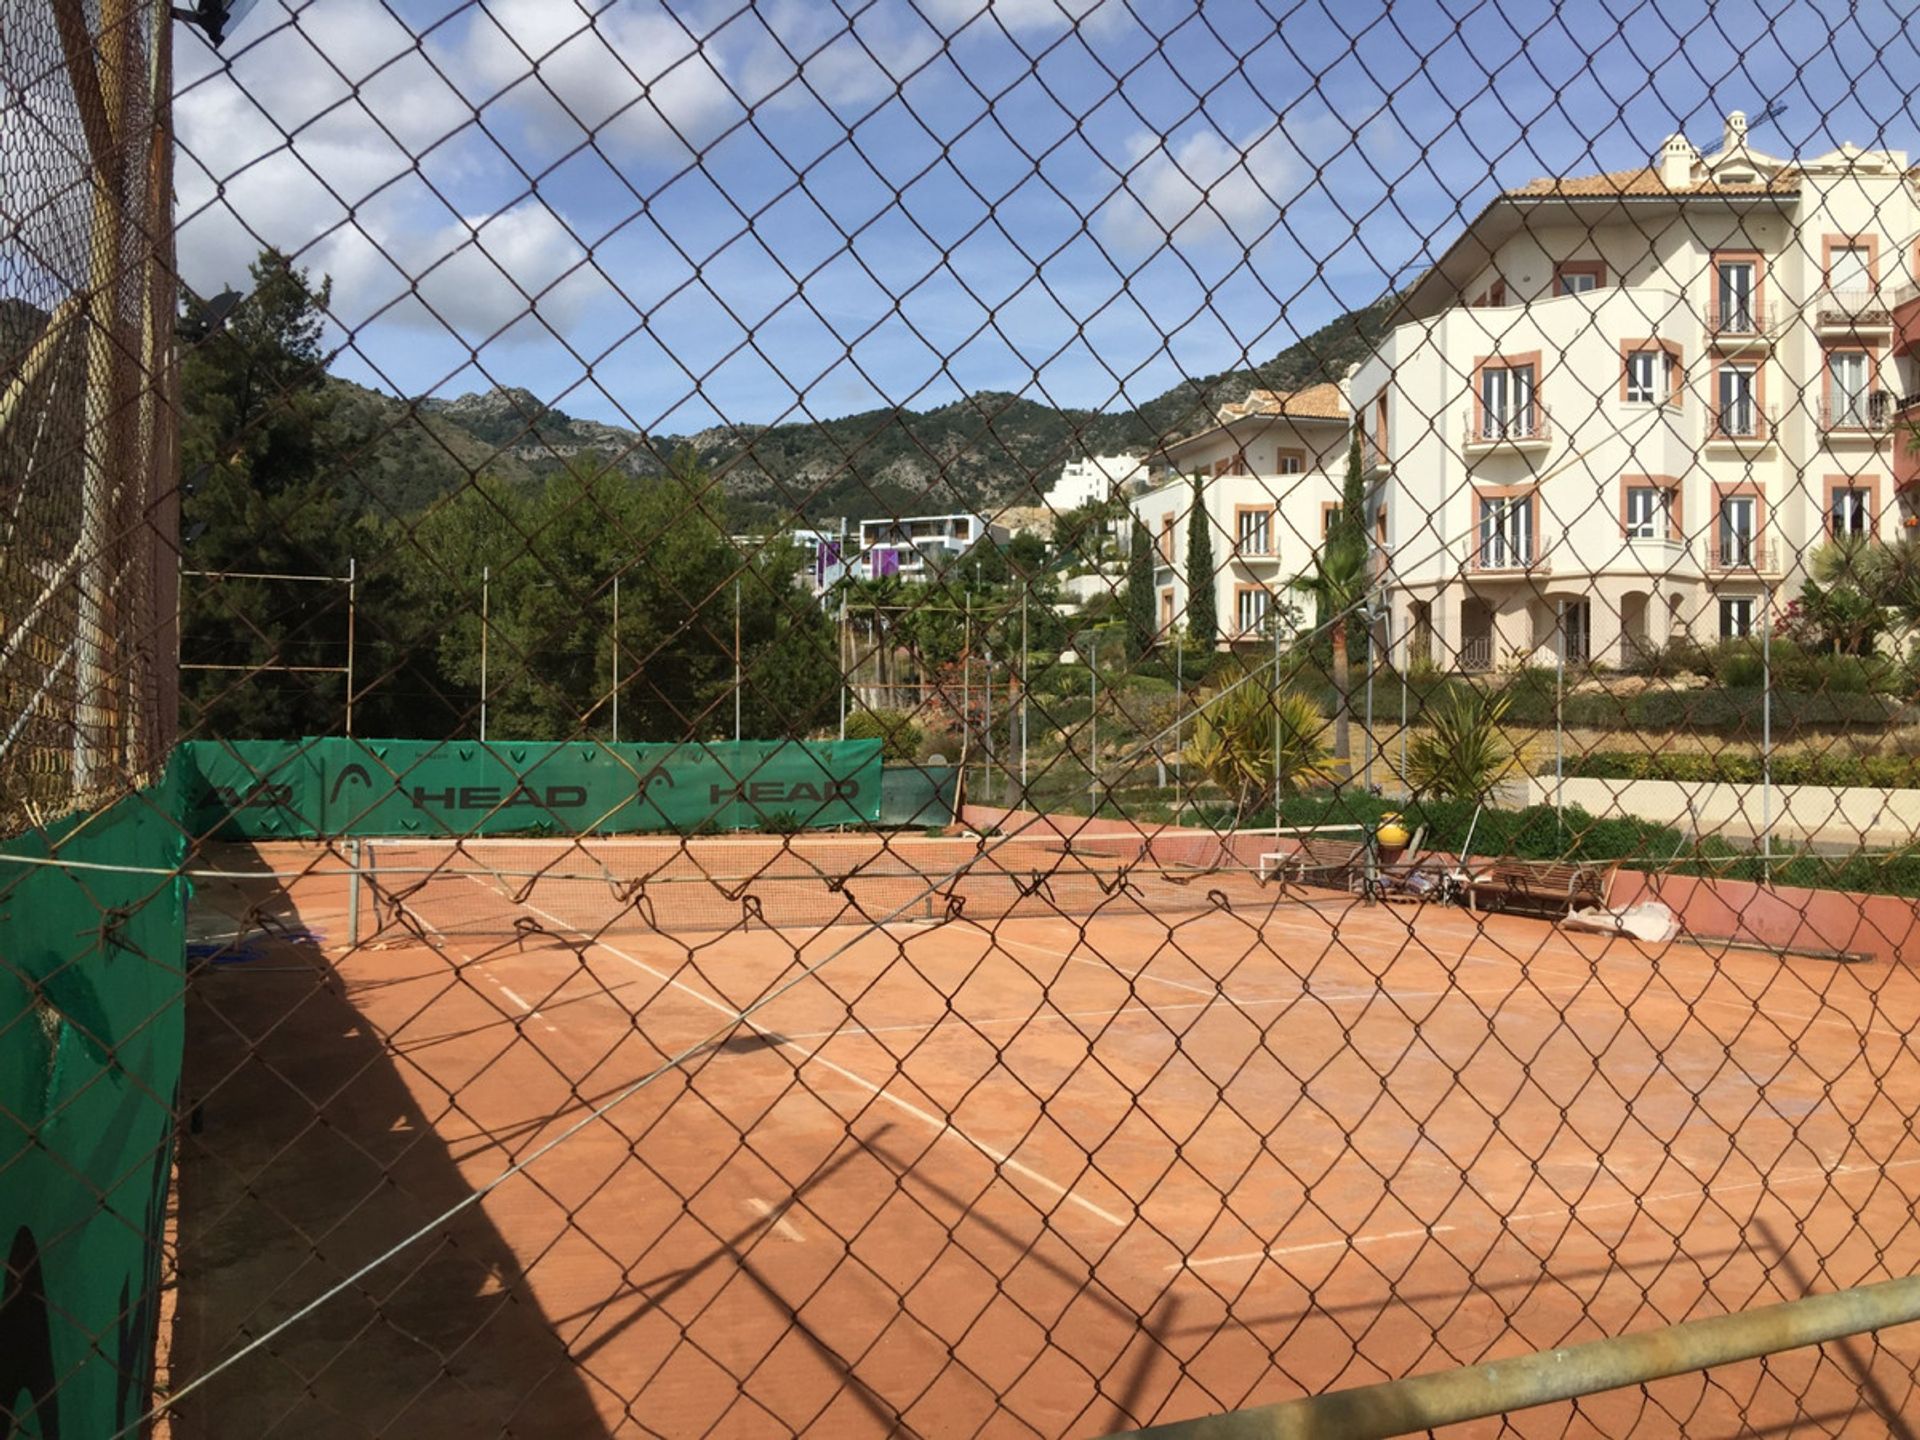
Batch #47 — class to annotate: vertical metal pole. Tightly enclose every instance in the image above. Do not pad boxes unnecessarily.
[1174,628,1184,820]
[983,640,993,805]
[1364,607,1376,795]
[1762,580,1773,871]
[479,563,489,741]
[734,576,742,744]
[348,837,360,946]
[1398,612,1409,796]
[1272,604,1281,825]
[1020,588,1029,799]
[611,574,619,743]
[1089,632,1098,815]
[838,538,849,741]
[1555,599,1566,826]
[344,557,357,736]
[963,589,972,798]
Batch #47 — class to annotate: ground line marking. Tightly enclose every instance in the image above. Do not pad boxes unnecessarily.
[465,875,1129,1229]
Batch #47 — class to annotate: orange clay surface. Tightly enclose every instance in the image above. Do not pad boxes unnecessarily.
[164,838,1920,1439]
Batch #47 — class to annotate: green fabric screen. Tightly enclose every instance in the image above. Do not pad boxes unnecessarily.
[181,738,884,839]
[0,759,189,1437]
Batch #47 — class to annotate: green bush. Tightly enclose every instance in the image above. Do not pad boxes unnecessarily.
[1564,750,1920,789]
[845,707,921,762]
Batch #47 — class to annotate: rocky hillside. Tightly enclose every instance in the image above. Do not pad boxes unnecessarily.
[328,295,1395,524]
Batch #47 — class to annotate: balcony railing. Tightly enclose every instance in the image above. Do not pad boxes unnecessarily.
[1462,408,1553,448]
[1817,395,1894,433]
[1707,404,1776,443]
[1815,288,1895,328]
[1706,304,1779,340]
[1471,531,1553,574]
[1232,539,1275,559]
[1707,539,1779,574]
[1460,636,1494,672]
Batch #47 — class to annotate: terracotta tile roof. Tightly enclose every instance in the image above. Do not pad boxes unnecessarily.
[1217,381,1347,422]
[1505,166,1799,198]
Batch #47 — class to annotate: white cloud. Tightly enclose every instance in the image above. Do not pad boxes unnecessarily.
[915,0,1129,39]
[1096,126,1299,252]
[448,0,741,161]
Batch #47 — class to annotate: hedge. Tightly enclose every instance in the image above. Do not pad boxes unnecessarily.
[1562,751,1920,789]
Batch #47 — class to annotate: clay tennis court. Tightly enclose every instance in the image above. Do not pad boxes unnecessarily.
[165,835,1920,1438]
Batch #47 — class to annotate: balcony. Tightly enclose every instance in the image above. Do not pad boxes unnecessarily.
[1706,404,1777,448]
[1471,530,1554,576]
[1895,394,1920,491]
[1462,407,1553,454]
[1817,395,1895,437]
[1815,288,1895,331]
[1621,535,1701,577]
[1707,540,1782,575]
[1706,305,1781,347]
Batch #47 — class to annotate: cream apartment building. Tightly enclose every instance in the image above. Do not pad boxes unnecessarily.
[1348,111,1920,671]
[1129,384,1350,645]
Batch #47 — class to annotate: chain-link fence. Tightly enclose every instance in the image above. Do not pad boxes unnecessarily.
[9,2,1920,1437]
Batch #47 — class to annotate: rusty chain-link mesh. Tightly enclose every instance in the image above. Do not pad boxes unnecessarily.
[9,3,1920,1438]
[0,0,177,833]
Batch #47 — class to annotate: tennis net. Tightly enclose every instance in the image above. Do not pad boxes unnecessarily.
[353,831,1331,943]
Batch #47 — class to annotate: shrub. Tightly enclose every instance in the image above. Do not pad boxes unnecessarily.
[1404,688,1516,801]
[845,707,921,762]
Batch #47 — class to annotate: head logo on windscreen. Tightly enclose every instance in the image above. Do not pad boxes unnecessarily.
[328,763,376,806]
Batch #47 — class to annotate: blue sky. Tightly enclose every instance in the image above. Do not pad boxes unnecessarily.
[171,0,1920,437]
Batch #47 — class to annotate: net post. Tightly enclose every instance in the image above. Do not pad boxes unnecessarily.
[348,837,360,946]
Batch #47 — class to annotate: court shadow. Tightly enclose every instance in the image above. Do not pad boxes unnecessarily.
[168,845,618,1440]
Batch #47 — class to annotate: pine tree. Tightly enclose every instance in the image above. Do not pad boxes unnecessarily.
[1184,472,1216,653]
[1125,517,1156,658]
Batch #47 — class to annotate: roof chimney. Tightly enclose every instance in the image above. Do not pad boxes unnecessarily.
[1659,134,1697,189]
[1724,109,1748,152]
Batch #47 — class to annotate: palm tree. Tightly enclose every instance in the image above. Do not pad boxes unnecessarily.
[1288,539,1370,766]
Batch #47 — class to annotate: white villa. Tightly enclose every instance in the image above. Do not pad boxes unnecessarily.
[1135,112,1920,668]
[1356,111,1920,670]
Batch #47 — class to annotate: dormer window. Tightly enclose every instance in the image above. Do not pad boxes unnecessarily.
[1554,261,1606,295]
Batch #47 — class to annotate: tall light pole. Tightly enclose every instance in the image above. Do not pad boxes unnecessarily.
[1020,587,1029,799]
[1762,578,1774,871]
[734,576,742,745]
[611,573,620,743]
[479,563,489,741]
[1088,631,1098,815]
[1272,602,1282,825]
[1555,598,1566,827]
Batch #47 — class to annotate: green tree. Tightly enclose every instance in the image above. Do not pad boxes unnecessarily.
[1796,538,1899,656]
[178,250,360,739]
[1124,518,1156,658]
[1184,473,1216,654]
[1336,427,1369,654]
[1288,539,1370,766]
[1185,667,1334,824]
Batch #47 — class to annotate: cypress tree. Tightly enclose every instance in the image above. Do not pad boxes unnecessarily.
[1125,517,1156,657]
[1185,472,1216,653]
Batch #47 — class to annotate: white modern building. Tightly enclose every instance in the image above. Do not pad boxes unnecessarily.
[1344,111,1920,670]
[856,513,1005,581]
[1129,384,1351,646]
[1045,454,1146,513]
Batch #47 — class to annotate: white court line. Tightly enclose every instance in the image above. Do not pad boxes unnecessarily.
[744,1196,805,1242]
[466,875,1129,1229]
[1042,907,1920,1047]
[1169,1224,1457,1272]
[497,984,540,1019]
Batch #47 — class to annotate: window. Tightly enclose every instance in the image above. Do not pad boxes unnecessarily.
[1322,504,1340,538]
[1159,514,1175,563]
[1160,589,1174,631]
[1718,494,1756,565]
[1623,348,1680,406]
[1828,244,1871,294]
[1625,486,1671,540]
[1478,495,1533,568]
[1828,351,1870,426]
[1236,588,1270,636]
[1719,598,1755,638]
[1716,259,1757,331]
[1830,486,1872,537]
[1479,363,1536,438]
[1716,364,1758,436]
[1236,508,1271,556]
[1275,449,1304,476]
[1374,396,1390,464]
[1555,261,1605,295]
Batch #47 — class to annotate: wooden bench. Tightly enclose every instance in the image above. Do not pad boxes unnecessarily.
[1461,860,1608,916]
[1261,838,1366,892]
